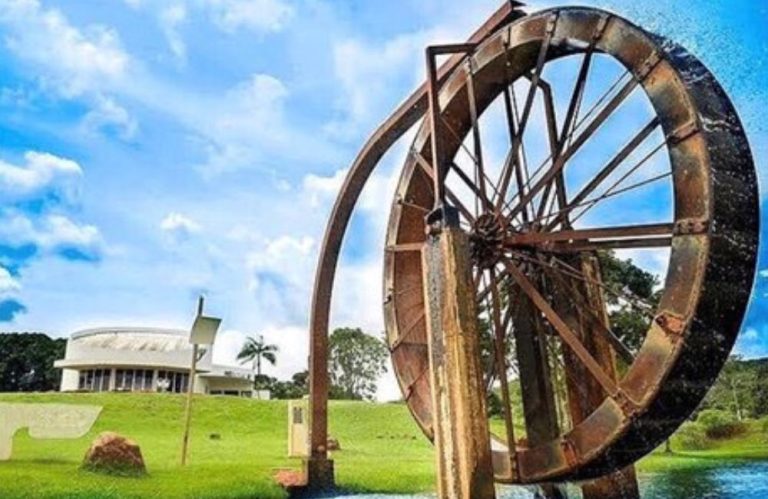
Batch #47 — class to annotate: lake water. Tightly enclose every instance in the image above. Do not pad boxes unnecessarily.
[325,461,768,498]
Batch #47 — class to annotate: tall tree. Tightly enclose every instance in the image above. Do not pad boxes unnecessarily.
[597,250,660,353]
[753,360,768,417]
[329,327,388,401]
[237,335,278,377]
[0,333,66,392]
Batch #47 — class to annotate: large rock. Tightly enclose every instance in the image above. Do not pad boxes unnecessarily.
[82,432,146,476]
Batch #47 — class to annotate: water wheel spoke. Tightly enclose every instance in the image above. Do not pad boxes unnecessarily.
[501,86,531,224]
[495,15,556,211]
[545,117,661,230]
[413,150,476,223]
[449,162,494,211]
[477,267,511,305]
[560,50,594,148]
[532,171,672,228]
[547,255,657,315]
[525,251,657,315]
[505,74,640,224]
[488,268,518,458]
[539,258,635,364]
[501,257,619,396]
[506,222,674,246]
[546,236,671,253]
[466,62,490,206]
[535,79,563,221]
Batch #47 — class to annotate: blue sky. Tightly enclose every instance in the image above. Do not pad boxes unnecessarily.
[0,0,765,400]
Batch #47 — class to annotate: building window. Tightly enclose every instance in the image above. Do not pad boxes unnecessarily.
[135,369,153,391]
[157,370,190,394]
[77,369,111,392]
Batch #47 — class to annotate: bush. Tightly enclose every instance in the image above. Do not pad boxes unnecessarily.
[674,421,710,450]
[487,391,504,418]
[697,409,747,439]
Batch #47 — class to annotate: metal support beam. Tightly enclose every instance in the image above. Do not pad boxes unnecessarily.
[305,5,524,490]
[422,225,495,499]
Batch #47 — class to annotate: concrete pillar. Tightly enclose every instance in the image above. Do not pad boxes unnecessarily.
[422,225,495,499]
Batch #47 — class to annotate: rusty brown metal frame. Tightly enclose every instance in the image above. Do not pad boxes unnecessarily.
[383,4,757,485]
[304,0,758,494]
[304,1,526,489]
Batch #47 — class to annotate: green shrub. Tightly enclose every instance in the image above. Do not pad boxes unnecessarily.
[674,421,710,450]
[697,409,747,439]
[760,417,768,438]
[487,391,504,418]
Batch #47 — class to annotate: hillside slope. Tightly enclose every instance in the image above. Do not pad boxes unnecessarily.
[0,393,433,498]
[0,392,765,498]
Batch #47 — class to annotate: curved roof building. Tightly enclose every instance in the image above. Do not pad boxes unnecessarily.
[54,327,255,397]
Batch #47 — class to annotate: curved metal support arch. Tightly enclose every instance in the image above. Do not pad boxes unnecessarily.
[305,4,527,465]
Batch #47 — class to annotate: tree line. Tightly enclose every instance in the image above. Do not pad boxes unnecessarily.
[0,332,65,392]
[236,327,388,401]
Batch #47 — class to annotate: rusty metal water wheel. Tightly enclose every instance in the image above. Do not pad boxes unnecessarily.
[383,7,757,484]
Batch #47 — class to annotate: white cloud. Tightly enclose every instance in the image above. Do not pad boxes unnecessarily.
[0,211,104,261]
[0,148,103,266]
[0,267,21,297]
[303,168,346,207]
[37,215,103,258]
[0,0,130,98]
[326,35,423,137]
[1,1,335,177]
[202,0,294,34]
[0,151,82,204]
[196,73,295,175]
[325,15,483,139]
[759,269,768,278]
[742,327,759,340]
[159,3,187,62]
[160,212,202,240]
[82,96,138,140]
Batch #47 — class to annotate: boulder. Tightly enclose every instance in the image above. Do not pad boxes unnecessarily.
[82,432,146,476]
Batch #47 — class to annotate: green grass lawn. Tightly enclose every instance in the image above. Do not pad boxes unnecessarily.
[639,419,768,473]
[0,392,435,498]
[0,393,765,498]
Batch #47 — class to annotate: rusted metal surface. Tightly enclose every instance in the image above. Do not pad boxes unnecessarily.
[560,255,640,498]
[384,4,757,485]
[305,2,526,488]
[307,0,758,492]
[422,226,496,499]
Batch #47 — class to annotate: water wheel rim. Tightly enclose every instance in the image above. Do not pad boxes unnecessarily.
[384,7,758,483]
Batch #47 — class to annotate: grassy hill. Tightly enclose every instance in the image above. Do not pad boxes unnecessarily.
[0,393,433,498]
[0,392,765,498]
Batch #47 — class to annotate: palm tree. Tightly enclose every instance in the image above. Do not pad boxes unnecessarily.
[237,335,278,376]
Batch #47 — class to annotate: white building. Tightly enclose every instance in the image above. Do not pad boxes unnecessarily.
[54,327,255,397]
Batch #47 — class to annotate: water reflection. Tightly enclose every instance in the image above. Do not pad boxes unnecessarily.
[640,461,768,499]
[639,469,723,499]
[325,461,768,498]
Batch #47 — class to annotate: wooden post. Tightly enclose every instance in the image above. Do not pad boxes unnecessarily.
[560,256,639,499]
[422,224,495,499]
[514,297,567,499]
[180,296,204,466]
